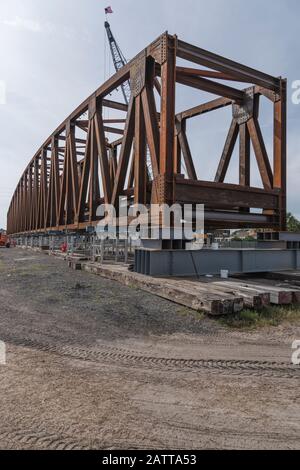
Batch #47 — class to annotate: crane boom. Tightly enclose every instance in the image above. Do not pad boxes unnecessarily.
[104,21,131,105]
[104,20,153,179]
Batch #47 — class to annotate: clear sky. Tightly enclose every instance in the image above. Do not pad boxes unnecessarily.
[0,0,299,229]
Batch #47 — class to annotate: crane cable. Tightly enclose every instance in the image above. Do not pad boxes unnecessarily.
[103,24,107,120]
[103,15,112,125]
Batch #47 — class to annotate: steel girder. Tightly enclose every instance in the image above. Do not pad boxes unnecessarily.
[7,33,287,235]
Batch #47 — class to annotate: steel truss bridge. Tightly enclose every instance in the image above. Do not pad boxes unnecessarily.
[7,33,287,236]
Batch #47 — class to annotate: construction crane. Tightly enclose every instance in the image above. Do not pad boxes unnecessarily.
[104,21,131,105]
[104,20,153,179]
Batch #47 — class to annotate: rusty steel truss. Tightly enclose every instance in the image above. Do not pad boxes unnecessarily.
[7,33,287,236]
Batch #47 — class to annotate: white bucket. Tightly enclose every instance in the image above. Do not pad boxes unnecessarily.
[211,242,219,250]
[220,269,229,279]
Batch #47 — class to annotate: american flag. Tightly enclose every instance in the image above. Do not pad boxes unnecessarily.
[105,6,113,14]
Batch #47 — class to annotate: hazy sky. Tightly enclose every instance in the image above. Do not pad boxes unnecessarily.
[0,0,299,229]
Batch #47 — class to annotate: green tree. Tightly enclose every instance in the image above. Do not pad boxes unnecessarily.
[286,212,300,232]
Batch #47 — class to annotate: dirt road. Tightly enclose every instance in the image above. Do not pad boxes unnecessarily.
[0,248,299,449]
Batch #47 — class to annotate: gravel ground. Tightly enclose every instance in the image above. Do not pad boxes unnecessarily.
[0,247,299,449]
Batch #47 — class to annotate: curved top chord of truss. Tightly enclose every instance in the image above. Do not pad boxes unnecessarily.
[7,33,287,235]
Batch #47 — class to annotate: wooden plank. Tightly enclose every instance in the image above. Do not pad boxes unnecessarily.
[81,262,241,315]
[210,280,270,307]
[266,283,300,304]
[177,279,244,313]
[202,283,263,310]
[266,271,300,286]
[235,278,294,305]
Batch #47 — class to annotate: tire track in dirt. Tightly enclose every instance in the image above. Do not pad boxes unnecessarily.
[1,413,299,450]
[1,333,299,379]
[0,428,90,450]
